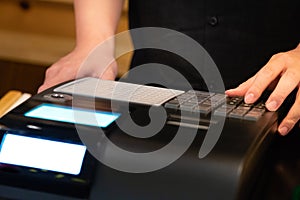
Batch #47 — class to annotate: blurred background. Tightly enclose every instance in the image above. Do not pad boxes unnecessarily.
[0,0,132,96]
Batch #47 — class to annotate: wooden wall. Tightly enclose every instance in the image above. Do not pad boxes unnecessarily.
[0,0,132,96]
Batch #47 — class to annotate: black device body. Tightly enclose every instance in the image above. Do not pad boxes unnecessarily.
[0,80,279,200]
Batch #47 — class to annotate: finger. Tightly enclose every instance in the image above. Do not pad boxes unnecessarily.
[225,76,255,96]
[37,85,47,93]
[244,54,286,104]
[278,91,300,135]
[265,69,300,111]
[39,72,73,93]
[37,81,58,93]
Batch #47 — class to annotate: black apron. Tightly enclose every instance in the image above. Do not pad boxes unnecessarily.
[127,0,300,90]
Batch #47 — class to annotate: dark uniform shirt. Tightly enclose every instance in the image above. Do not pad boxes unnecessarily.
[128,0,300,90]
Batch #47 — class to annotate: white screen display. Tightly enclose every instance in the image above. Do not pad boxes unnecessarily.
[0,134,87,175]
[24,103,120,128]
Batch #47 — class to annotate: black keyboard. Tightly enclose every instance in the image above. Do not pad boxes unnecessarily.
[164,90,266,121]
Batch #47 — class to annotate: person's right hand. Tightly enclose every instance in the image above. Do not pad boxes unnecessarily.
[38,45,118,93]
[226,44,300,135]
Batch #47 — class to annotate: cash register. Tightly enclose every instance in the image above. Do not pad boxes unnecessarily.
[0,77,279,200]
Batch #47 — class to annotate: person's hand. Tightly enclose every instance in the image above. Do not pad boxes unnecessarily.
[38,45,117,93]
[226,43,300,136]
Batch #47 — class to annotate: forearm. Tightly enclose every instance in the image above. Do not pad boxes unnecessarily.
[74,0,124,50]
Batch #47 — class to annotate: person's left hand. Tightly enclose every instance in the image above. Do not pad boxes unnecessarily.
[226,43,300,136]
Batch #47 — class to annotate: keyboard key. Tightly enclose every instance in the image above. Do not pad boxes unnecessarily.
[244,110,264,121]
[227,97,243,106]
[254,102,266,109]
[164,99,180,110]
[214,106,234,117]
[193,104,211,114]
[240,103,253,107]
[210,94,227,109]
[228,108,250,119]
[251,108,266,113]
[180,102,197,112]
